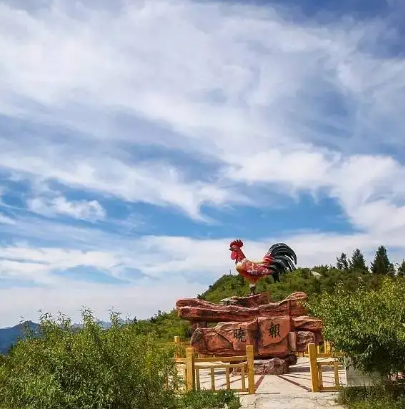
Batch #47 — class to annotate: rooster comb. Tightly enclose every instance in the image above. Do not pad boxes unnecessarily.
[230,239,243,248]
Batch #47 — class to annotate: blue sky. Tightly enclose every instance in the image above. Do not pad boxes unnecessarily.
[0,0,405,327]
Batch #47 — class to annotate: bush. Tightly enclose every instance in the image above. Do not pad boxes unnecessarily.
[0,310,241,409]
[310,277,405,376]
[0,310,178,409]
[177,390,241,409]
[338,383,405,409]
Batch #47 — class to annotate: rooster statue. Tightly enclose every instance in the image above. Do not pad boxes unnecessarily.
[229,239,297,295]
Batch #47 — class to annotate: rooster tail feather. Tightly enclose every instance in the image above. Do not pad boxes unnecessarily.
[265,243,297,264]
[268,259,290,272]
[265,243,297,280]
[276,255,296,271]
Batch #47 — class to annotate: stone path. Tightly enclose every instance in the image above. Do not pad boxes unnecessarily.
[238,358,346,409]
[240,392,343,408]
[191,357,346,408]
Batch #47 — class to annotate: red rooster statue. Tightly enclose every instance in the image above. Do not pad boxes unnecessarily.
[229,239,297,295]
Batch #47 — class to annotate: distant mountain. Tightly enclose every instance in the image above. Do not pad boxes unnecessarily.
[0,321,40,354]
[71,321,112,330]
[0,320,113,354]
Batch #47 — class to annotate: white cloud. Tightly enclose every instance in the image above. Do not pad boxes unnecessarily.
[0,213,15,225]
[28,196,106,221]
[0,246,120,285]
[0,0,404,225]
[0,139,245,220]
[0,280,205,328]
[0,0,405,325]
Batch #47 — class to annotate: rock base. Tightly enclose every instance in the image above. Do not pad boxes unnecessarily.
[177,291,323,360]
[232,355,298,375]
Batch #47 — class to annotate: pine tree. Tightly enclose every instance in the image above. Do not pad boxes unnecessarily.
[398,260,405,278]
[370,246,394,275]
[336,253,350,271]
[350,249,368,272]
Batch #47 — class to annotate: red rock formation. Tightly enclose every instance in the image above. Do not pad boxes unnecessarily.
[220,293,270,307]
[176,292,307,323]
[292,316,323,332]
[190,316,319,358]
[177,292,323,360]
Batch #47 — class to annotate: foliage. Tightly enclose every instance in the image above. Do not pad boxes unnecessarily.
[398,260,405,278]
[200,245,400,305]
[336,252,350,271]
[0,311,244,409]
[338,383,405,409]
[0,310,178,409]
[200,265,387,305]
[177,390,240,409]
[350,249,368,273]
[310,277,405,376]
[131,310,192,341]
[371,246,395,275]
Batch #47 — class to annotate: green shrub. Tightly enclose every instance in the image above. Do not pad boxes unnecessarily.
[177,390,240,409]
[338,383,405,409]
[310,277,405,376]
[0,309,178,409]
[0,310,241,409]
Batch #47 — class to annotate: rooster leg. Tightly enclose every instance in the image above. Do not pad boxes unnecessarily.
[249,284,256,295]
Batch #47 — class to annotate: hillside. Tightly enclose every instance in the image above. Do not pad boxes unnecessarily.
[199,266,383,304]
[0,321,40,354]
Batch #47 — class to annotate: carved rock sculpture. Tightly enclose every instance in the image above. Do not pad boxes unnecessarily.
[220,292,270,307]
[231,355,298,376]
[176,292,308,323]
[176,292,323,364]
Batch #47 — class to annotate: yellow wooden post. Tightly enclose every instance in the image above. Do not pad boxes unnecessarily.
[174,336,181,358]
[185,347,195,391]
[225,367,231,390]
[334,361,340,387]
[308,343,319,392]
[246,345,255,394]
[210,367,216,391]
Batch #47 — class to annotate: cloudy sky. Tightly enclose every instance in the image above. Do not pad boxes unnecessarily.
[0,0,404,327]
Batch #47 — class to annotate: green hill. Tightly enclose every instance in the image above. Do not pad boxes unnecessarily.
[200,266,383,304]
[129,248,395,341]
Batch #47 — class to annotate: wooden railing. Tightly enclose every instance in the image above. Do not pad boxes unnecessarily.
[308,343,344,392]
[174,344,255,394]
[296,340,334,358]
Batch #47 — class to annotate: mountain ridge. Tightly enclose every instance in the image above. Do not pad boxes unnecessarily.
[0,320,112,354]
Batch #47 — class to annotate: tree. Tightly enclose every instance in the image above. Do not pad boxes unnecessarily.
[370,246,394,275]
[336,253,350,271]
[350,249,368,272]
[397,260,405,278]
[310,278,405,376]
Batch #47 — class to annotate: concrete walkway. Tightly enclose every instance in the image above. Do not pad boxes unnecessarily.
[178,357,346,408]
[240,392,343,408]
[238,358,346,408]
